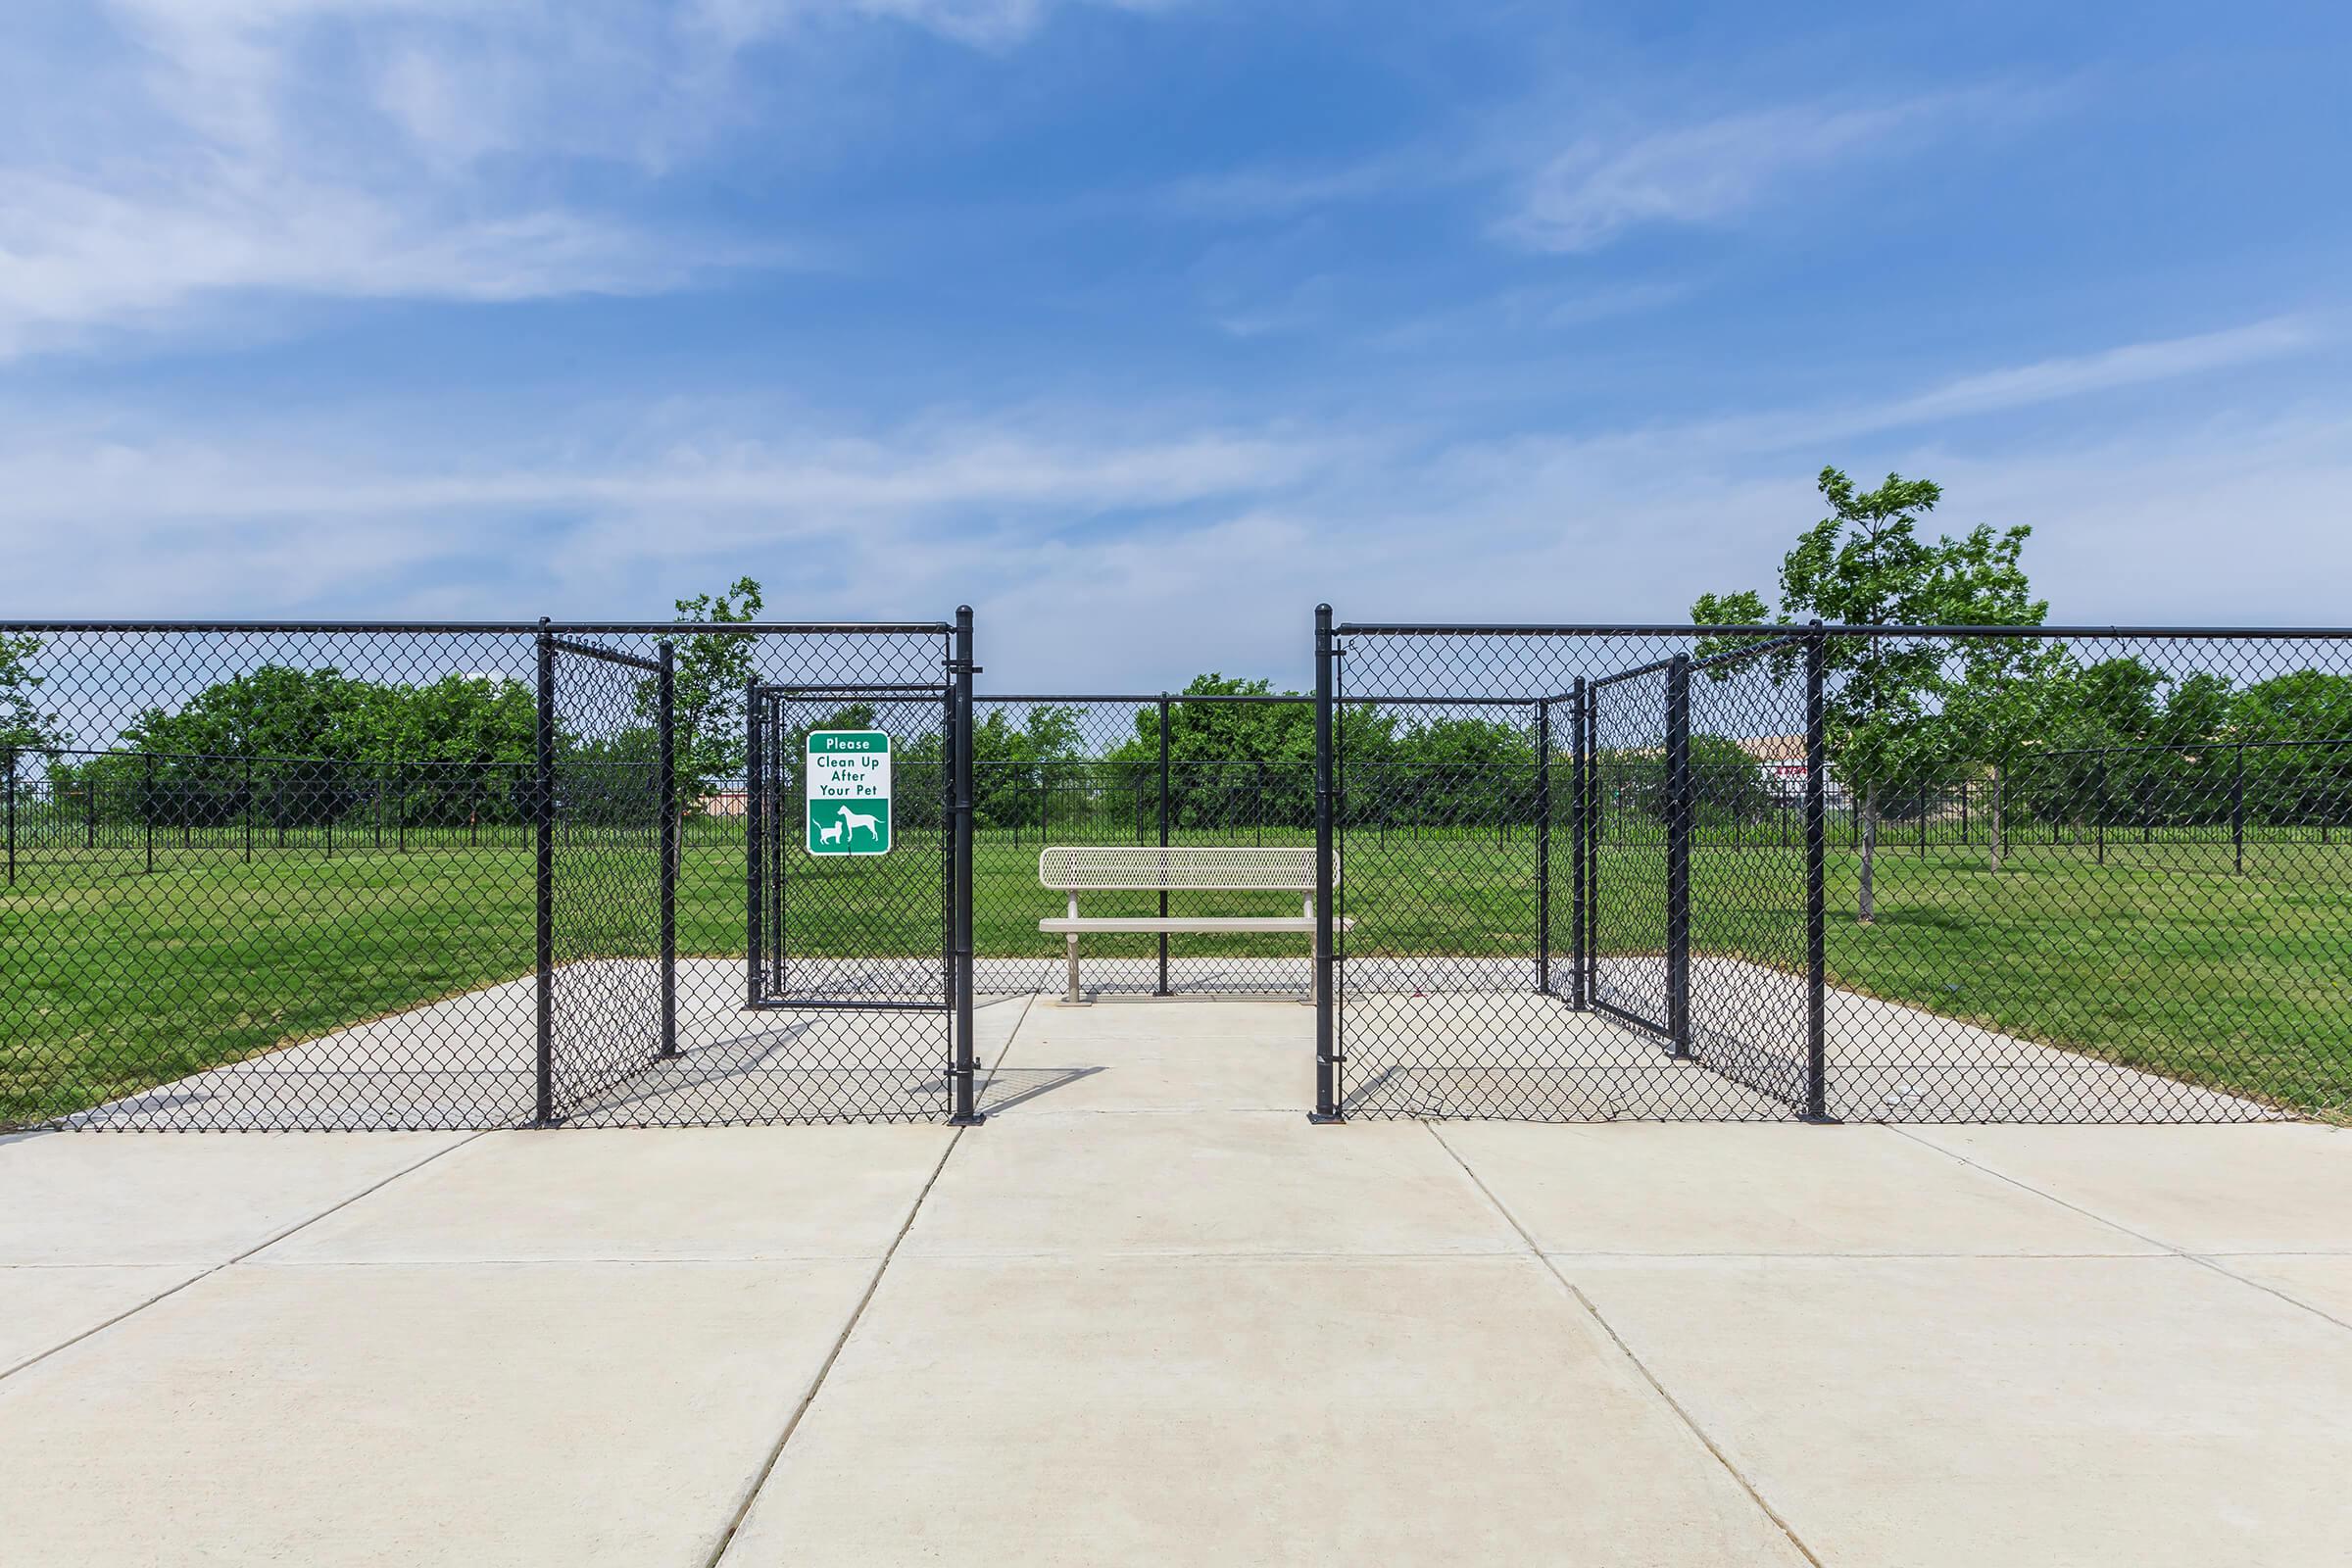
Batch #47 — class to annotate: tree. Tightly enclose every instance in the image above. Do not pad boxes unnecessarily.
[1104,676,1320,830]
[1,633,70,760]
[660,577,764,814]
[75,663,535,828]
[1693,466,2045,922]
[1936,641,2074,871]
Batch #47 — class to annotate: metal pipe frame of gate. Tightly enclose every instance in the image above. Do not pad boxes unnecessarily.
[1310,604,1341,1122]
[1313,613,1838,1125]
[1571,636,1830,1101]
[950,606,984,1125]
[532,626,677,1127]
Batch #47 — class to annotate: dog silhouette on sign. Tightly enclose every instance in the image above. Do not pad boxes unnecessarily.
[837,804,881,844]
[816,817,845,847]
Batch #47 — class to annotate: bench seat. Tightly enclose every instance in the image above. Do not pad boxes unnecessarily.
[1036,845,1346,1003]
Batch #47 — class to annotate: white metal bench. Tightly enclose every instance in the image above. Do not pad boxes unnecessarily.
[1037,846,1350,1004]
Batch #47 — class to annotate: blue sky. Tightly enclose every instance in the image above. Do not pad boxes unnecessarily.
[1,0,2346,687]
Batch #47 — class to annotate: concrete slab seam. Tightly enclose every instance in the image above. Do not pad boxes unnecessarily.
[0,1129,492,1382]
[703,992,1035,1568]
[1886,1126,2352,1338]
[1425,1122,1828,1568]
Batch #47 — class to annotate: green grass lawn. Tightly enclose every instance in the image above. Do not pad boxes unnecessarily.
[6,825,2350,1122]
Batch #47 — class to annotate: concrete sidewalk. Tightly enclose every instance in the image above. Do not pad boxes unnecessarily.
[3,999,2349,1565]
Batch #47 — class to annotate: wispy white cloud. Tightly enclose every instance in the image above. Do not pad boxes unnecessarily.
[1153,149,1453,221]
[696,0,1183,53]
[2,315,2338,685]
[1677,317,2326,452]
[0,0,1174,359]
[0,168,744,360]
[1505,87,2045,253]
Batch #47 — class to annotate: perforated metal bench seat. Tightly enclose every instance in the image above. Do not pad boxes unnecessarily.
[1036,846,1348,1002]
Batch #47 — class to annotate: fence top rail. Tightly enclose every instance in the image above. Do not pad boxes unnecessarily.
[0,619,953,635]
[545,634,667,673]
[1690,629,1812,674]
[1334,620,2352,641]
[1588,651,1691,692]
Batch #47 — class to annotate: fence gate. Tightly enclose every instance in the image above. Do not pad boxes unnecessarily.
[1585,655,1685,1047]
[744,610,980,1122]
[1581,636,1821,1115]
[535,631,676,1125]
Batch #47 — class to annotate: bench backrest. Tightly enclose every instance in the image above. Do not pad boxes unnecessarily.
[1038,845,1336,892]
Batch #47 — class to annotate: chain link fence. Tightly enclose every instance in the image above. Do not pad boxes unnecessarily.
[10,612,2350,1130]
[0,619,970,1130]
[1317,617,2352,1124]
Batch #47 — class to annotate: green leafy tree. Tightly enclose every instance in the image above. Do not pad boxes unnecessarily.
[64,663,534,828]
[1694,466,2045,923]
[1385,713,1536,828]
[1102,676,1322,831]
[1937,642,2075,870]
[899,705,1087,832]
[1688,733,1774,827]
[1,633,70,760]
[660,577,764,813]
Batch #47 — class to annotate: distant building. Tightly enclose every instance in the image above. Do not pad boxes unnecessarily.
[1733,735,1847,807]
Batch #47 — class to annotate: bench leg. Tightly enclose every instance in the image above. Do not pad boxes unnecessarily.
[1066,934,1081,1004]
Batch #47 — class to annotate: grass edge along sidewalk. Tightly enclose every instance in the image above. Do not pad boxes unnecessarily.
[5,832,2350,1123]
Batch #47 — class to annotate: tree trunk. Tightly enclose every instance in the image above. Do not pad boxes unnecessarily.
[1987,770,2004,873]
[1856,783,1879,925]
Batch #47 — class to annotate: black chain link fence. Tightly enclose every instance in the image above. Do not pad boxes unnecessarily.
[0,619,969,1130]
[965,695,1318,997]
[10,612,2349,1130]
[1317,617,2352,1124]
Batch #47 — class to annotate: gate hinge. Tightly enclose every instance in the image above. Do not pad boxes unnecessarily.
[945,660,983,676]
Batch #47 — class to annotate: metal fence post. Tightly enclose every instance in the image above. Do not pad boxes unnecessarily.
[4,746,16,888]
[1583,690,1600,1003]
[242,756,253,863]
[2095,754,2106,866]
[533,620,555,1127]
[1569,679,1589,1008]
[1536,698,1551,995]
[1156,692,1172,997]
[144,753,155,874]
[951,608,983,1125]
[657,641,679,1059]
[1312,605,1340,1122]
[745,689,763,1008]
[1804,624,1831,1121]
[2232,742,2246,874]
[1665,654,1692,1060]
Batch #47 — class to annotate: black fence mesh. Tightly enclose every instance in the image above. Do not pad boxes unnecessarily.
[541,635,673,1123]
[964,695,1318,998]
[751,685,953,1007]
[11,616,2351,1129]
[1326,622,2352,1124]
[0,620,958,1130]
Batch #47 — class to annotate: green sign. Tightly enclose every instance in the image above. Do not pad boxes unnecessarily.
[806,729,892,856]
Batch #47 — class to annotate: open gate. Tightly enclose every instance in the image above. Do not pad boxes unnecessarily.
[1581,637,1818,1113]
[534,631,676,1125]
